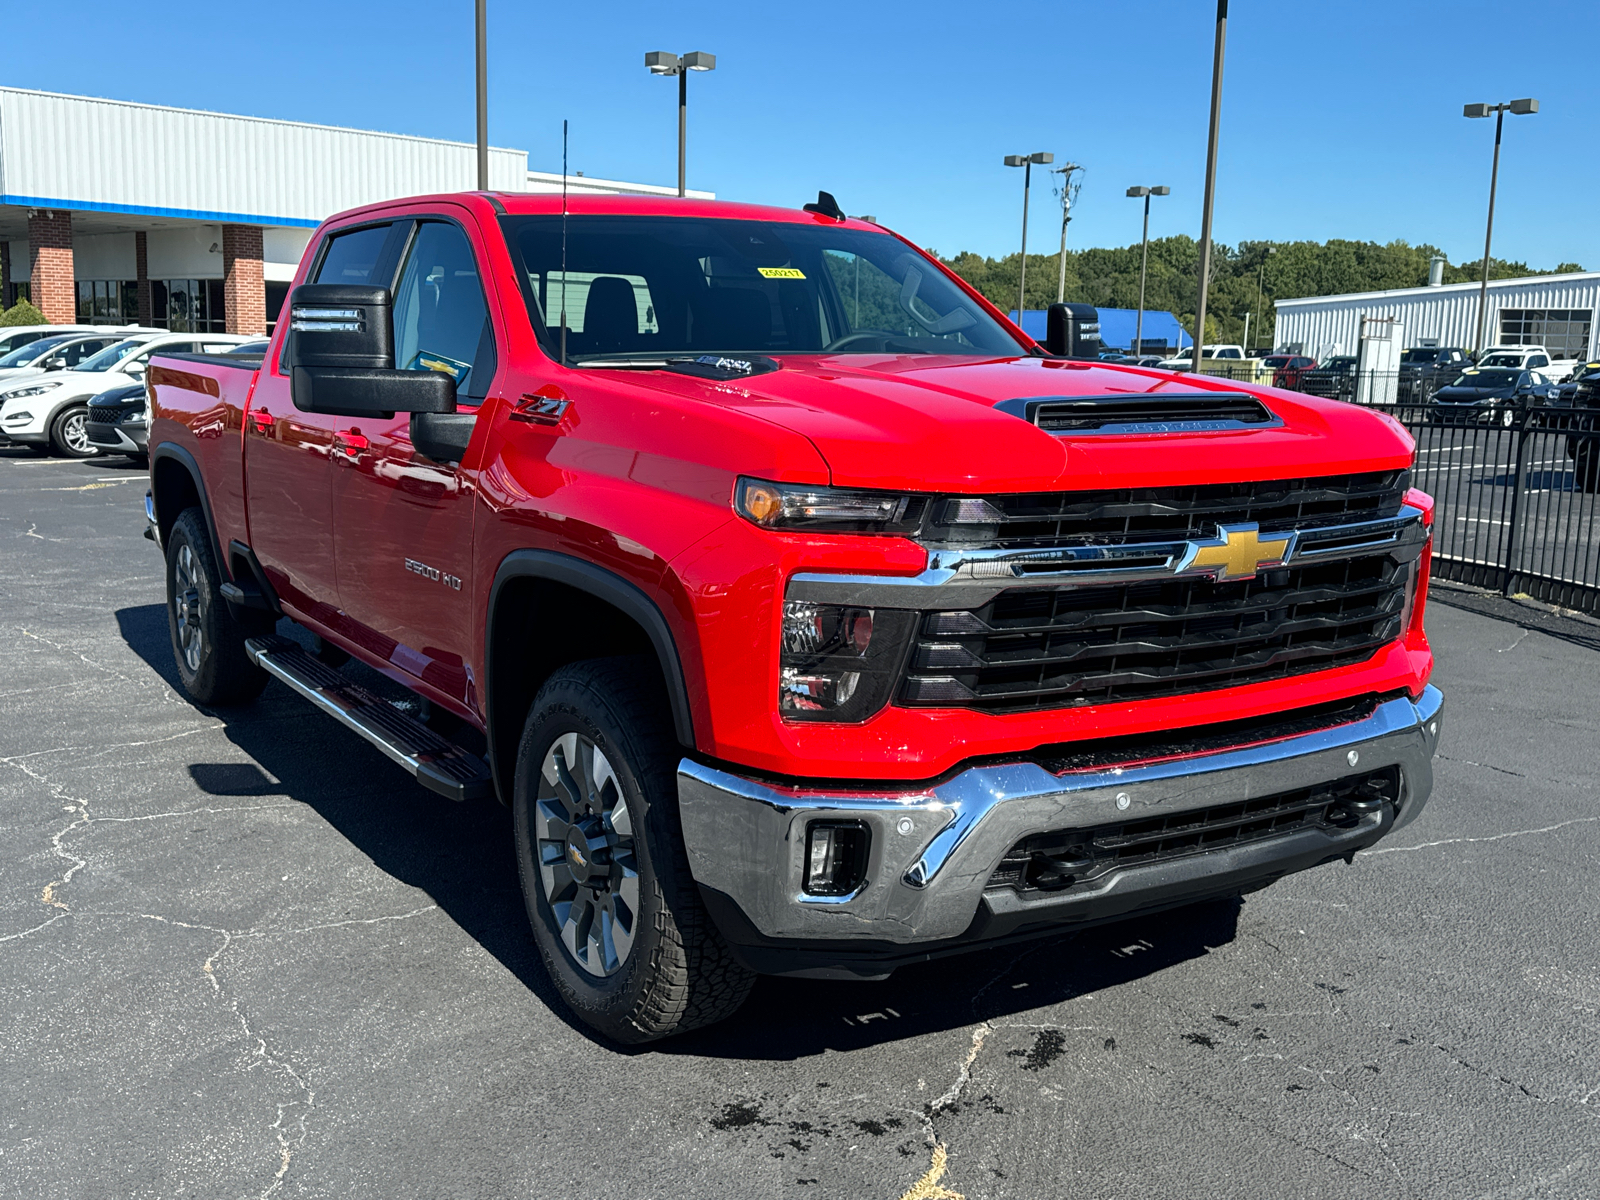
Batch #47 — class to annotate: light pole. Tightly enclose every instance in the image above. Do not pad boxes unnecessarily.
[1255,246,1276,351]
[1464,98,1538,355]
[1053,163,1084,304]
[1126,185,1169,356]
[1005,152,1053,325]
[475,0,488,190]
[646,51,717,197]
[1192,0,1228,373]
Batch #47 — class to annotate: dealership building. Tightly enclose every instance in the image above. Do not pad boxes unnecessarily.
[1273,271,1598,362]
[0,87,708,335]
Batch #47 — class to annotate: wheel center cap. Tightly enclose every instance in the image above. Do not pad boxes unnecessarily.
[564,819,610,886]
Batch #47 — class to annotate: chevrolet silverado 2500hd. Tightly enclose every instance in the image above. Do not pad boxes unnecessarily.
[143,191,1443,1043]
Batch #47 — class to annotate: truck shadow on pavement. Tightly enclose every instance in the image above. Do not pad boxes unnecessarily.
[117,603,1241,1058]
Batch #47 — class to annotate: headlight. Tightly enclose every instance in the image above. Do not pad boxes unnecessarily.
[736,477,926,534]
[779,601,917,722]
[2,381,64,401]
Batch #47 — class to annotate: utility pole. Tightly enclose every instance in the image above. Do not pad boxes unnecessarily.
[1192,0,1228,372]
[475,0,489,191]
[1053,163,1084,304]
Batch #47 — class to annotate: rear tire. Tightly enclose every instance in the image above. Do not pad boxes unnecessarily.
[512,657,754,1043]
[48,405,101,459]
[165,508,271,705]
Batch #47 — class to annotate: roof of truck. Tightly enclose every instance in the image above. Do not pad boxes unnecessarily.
[321,190,886,234]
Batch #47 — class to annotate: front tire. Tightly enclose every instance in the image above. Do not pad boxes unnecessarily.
[165,508,271,705]
[49,405,101,459]
[513,658,754,1043]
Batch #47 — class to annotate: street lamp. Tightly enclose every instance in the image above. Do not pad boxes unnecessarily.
[1004,152,1053,326]
[1125,185,1169,356]
[646,51,717,197]
[1463,98,1538,356]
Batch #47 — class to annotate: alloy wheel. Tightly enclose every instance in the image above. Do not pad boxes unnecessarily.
[535,732,640,977]
[173,543,205,673]
[62,411,93,455]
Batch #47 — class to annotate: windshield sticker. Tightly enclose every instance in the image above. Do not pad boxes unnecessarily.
[757,267,806,279]
[408,349,473,384]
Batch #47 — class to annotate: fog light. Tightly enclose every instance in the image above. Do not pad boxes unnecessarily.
[804,821,870,896]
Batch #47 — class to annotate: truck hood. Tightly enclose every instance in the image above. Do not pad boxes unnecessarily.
[618,354,1416,492]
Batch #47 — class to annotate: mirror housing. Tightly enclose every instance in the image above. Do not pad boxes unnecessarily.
[1044,302,1104,359]
[285,283,394,369]
[291,366,456,417]
[285,282,458,417]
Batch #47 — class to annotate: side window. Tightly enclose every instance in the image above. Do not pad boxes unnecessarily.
[1529,354,1549,369]
[314,223,394,284]
[62,339,110,366]
[391,222,495,401]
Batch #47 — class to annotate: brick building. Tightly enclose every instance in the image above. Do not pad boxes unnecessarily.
[0,88,710,335]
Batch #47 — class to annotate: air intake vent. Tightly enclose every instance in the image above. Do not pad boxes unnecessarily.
[996,393,1278,435]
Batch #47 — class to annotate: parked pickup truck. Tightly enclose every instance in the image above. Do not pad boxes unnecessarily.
[143,191,1444,1043]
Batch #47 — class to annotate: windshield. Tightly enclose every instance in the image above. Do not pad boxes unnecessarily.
[0,335,74,367]
[1262,356,1292,367]
[1453,368,1519,387]
[1479,353,1523,367]
[1401,349,1440,364]
[504,215,1022,360]
[76,339,149,373]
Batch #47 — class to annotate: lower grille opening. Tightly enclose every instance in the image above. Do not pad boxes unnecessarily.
[986,766,1400,896]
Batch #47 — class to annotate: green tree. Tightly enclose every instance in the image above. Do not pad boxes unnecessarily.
[939,237,1583,350]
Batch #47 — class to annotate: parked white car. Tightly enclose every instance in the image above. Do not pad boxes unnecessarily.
[0,323,159,359]
[0,332,255,458]
[0,331,140,382]
[1476,345,1571,377]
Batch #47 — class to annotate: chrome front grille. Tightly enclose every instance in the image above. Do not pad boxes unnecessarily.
[898,552,1408,711]
[785,471,1425,715]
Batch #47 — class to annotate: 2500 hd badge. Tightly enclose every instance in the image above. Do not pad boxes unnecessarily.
[404,557,461,590]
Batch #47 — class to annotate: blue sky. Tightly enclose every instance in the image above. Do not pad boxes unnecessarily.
[8,0,1597,268]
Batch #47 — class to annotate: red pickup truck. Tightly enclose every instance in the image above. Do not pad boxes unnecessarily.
[144,190,1443,1043]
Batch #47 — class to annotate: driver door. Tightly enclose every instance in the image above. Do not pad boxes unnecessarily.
[329,213,495,710]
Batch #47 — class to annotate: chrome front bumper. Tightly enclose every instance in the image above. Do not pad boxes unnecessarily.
[678,686,1444,947]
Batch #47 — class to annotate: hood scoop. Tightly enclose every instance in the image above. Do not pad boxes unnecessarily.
[994,392,1279,435]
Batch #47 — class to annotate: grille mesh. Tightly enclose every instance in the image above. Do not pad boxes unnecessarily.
[900,471,1415,712]
[923,470,1409,550]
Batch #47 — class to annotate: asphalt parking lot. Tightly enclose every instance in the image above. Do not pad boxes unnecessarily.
[2,447,1598,1200]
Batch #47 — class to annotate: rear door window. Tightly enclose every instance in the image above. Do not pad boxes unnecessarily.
[314,224,394,285]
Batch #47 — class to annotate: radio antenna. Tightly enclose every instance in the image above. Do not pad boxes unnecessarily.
[560,119,569,368]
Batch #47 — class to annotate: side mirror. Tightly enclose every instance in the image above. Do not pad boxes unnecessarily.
[285,282,457,418]
[43,357,63,371]
[123,359,145,377]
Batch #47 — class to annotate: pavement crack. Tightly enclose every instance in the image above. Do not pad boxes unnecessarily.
[895,1023,991,1200]
[1364,815,1600,857]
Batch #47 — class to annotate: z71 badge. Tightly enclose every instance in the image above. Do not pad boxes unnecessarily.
[404,558,462,590]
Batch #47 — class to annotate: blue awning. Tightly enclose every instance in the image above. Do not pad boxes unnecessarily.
[1008,307,1192,351]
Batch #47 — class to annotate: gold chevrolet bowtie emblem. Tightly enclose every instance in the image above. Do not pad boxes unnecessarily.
[1186,523,1293,581]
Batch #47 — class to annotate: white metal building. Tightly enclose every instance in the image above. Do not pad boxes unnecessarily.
[1273,272,1598,367]
[0,87,710,334]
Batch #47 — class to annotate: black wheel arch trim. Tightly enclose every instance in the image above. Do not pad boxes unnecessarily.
[486,549,698,797]
[149,443,229,578]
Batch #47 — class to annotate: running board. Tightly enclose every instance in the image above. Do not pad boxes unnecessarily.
[245,635,492,802]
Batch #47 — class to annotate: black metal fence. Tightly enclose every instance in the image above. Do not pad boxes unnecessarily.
[1184,362,1600,615]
